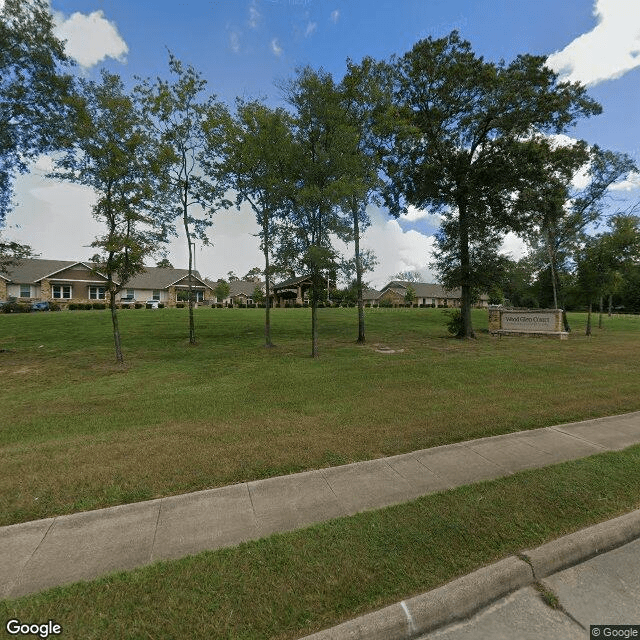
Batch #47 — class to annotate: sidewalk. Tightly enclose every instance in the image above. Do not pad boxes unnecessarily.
[2,411,640,600]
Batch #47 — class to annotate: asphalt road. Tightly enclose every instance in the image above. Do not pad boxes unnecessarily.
[420,537,640,640]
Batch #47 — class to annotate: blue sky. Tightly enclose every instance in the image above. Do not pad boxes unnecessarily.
[5,0,640,286]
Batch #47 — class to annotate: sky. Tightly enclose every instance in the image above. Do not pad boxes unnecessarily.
[4,0,640,287]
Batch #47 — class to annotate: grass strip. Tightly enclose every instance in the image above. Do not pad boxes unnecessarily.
[2,445,640,639]
[2,308,640,526]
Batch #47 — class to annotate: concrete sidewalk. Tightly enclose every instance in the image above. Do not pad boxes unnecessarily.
[2,411,640,600]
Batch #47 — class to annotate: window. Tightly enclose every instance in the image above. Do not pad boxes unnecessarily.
[125,288,135,299]
[195,290,204,302]
[52,285,72,299]
[19,284,31,298]
[89,286,105,300]
[152,290,161,301]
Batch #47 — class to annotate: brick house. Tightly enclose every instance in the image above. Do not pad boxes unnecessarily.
[1,258,214,308]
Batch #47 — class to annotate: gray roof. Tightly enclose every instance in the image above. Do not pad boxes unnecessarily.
[125,267,206,289]
[3,259,85,284]
[379,281,489,300]
[273,274,313,290]
[2,258,205,290]
[229,280,264,297]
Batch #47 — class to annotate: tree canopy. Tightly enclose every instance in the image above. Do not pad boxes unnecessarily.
[381,31,602,337]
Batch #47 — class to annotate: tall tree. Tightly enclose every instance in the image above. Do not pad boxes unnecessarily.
[51,71,166,364]
[0,0,72,261]
[207,100,295,347]
[381,31,601,337]
[339,58,386,343]
[135,54,230,344]
[519,141,636,322]
[278,67,359,357]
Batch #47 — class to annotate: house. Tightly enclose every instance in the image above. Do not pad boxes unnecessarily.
[204,277,267,306]
[272,274,337,306]
[0,258,214,308]
[366,281,489,307]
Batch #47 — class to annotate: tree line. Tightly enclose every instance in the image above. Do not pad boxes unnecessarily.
[1,0,638,363]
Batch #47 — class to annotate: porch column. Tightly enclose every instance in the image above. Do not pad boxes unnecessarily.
[296,285,302,305]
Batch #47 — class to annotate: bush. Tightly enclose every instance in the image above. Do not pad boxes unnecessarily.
[380,299,393,308]
[49,303,61,311]
[158,303,165,309]
[92,303,106,310]
[176,303,185,309]
[444,309,464,337]
[134,303,143,309]
[2,302,31,313]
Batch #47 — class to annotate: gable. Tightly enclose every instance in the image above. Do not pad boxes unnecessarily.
[44,265,108,283]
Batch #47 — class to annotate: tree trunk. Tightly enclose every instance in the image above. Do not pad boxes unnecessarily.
[608,293,613,317]
[110,290,124,365]
[548,244,559,310]
[184,211,196,345]
[263,225,273,348]
[586,301,592,336]
[353,200,365,344]
[311,291,319,358]
[458,201,475,338]
[598,295,603,329]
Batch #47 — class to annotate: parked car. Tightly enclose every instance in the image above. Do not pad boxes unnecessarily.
[31,301,50,311]
[145,299,160,309]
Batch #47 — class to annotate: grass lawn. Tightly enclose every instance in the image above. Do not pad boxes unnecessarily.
[1,307,639,525]
[2,445,640,639]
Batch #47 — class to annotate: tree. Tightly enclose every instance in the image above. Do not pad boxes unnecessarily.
[156,258,174,269]
[243,266,263,280]
[577,215,640,334]
[519,141,636,324]
[252,284,265,305]
[338,58,387,343]
[213,279,230,303]
[381,31,601,338]
[208,100,295,347]
[278,67,359,357]
[404,285,416,306]
[392,270,422,283]
[51,71,166,364]
[135,54,231,344]
[1,0,73,262]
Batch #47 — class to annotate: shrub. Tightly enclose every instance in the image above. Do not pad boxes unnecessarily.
[3,302,31,313]
[444,309,464,337]
[176,303,185,309]
[216,303,223,309]
[49,303,61,311]
[158,303,165,309]
[380,299,393,308]
[92,303,105,310]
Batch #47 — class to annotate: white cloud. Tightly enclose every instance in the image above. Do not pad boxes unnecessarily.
[358,212,438,287]
[499,232,529,260]
[229,30,241,53]
[270,38,283,57]
[304,21,317,37]
[330,10,340,23]
[400,205,442,226]
[54,10,128,69]
[248,4,260,29]
[546,0,640,86]
[610,171,640,191]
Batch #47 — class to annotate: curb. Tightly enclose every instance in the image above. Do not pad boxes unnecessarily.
[300,508,640,640]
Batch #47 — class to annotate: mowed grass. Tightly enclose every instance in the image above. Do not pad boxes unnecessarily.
[1,307,639,525]
[2,445,640,639]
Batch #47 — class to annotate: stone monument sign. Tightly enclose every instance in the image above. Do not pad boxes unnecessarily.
[488,307,568,339]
